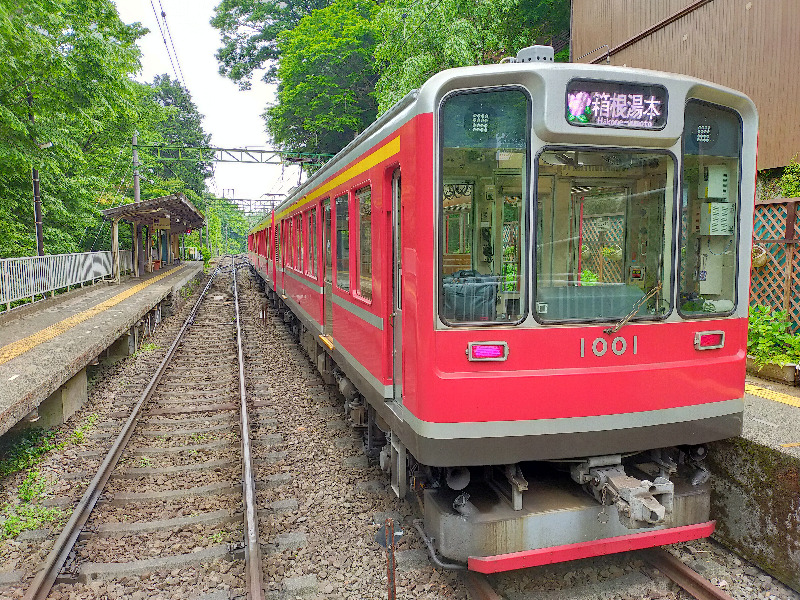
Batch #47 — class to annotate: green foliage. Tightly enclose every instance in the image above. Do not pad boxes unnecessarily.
[1,469,63,539]
[373,0,570,113]
[581,269,598,286]
[0,3,244,260]
[69,413,97,444]
[265,0,379,156]
[0,0,147,257]
[211,0,332,89]
[145,75,213,194]
[0,428,61,478]
[748,305,800,367]
[779,158,800,198]
[17,469,46,503]
[201,245,211,267]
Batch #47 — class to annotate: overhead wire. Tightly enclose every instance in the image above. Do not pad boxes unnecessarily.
[157,0,187,87]
[150,0,183,87]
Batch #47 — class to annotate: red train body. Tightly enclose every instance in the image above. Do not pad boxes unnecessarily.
[248,47,757,571]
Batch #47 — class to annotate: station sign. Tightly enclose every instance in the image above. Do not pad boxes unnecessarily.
[154,217,171,229]
[566,79,668,130]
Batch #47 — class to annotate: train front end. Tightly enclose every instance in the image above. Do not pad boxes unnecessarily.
[402,50,757,571]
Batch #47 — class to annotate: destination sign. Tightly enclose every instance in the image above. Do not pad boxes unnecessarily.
[566,79,668,130]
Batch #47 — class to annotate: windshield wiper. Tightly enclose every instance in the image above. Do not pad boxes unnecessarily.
[603,282,663,335]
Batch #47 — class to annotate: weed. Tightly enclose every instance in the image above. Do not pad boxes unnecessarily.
[748,305,800,366]
[209,531,225,544]
[70,413,99,445]
[17,470,46,503]
[1,504,63,539]
[0,428,64,479]
[133,342,160,358]
[0,469,64,539]
[138,456,152,468]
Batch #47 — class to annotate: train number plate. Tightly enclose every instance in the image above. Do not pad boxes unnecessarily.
[580,336,638,358]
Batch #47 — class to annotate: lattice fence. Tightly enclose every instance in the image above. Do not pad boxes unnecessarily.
[581,214,624,283]
[751,197,800,332]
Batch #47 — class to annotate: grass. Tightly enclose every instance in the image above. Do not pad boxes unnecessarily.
[0,428,62,479]
[70,413,98,444]
[133,342,160,357]
[0,412,98,539]
[0,470,64,539]
[0,413,99,479]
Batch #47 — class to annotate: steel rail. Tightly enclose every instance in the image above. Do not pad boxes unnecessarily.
[463,572,504,600]
[233,259,265,600]
[23,266,222,600]
[643,548,738,600]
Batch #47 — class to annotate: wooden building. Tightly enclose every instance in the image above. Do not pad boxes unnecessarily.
[570,0,800,170]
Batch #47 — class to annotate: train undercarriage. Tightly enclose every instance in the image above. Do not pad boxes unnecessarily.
[260,281,715,572]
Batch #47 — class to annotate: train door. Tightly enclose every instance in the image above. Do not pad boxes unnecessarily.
[323,199,333,336]
[391,170,403,404]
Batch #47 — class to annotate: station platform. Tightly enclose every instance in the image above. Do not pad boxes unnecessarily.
[710,376,800,591]
[0,262,204,437]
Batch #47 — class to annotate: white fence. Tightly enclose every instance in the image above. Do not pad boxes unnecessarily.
[1,251,133,309]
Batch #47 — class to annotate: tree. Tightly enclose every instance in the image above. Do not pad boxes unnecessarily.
[211,0,331,89]
[0,0,146,256]
[145,74,213,194]
[373,0,570,113]
[264,0,379,156]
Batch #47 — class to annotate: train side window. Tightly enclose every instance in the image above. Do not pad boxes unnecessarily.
[324,199,332,284]
[439,87,529,324]
[290,218,296,270]
[356,186,372,300]
[297,214,304,273]
[335,193,350,291]
[275,221,281,266]
[308,208,317,278]
[678,101,742,316]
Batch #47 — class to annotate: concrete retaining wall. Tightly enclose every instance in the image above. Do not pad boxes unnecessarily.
[708,437,800,590]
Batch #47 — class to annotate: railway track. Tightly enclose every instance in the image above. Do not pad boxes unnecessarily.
[22,258,263,600]
[3,259,797,600]
[463,547,756,600]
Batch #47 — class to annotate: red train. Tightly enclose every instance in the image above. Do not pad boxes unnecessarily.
[248,45,757,572]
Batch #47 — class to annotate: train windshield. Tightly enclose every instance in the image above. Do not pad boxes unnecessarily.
[439,88,530,324]
[535,150,674,322]
[679,101,742,316]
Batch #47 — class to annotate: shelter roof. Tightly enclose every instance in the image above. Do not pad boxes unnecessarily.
[101,193,204,232]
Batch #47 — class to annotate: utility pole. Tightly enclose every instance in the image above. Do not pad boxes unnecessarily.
[28,92,44,256]
[132,132,142,277]
[132,131,141,204]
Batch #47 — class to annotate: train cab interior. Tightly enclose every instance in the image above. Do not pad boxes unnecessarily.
[438,91,743,327]
[535,149,673,322]
[439,88,528,324]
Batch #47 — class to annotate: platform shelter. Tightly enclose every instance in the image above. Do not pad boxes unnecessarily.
[102,193,204,281]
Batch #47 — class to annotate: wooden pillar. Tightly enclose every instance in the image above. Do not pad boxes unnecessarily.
[132,222,139,278]
[136,223,145,277]
[171,233,178,263]
[111,218,120,283]
[145,224,152,273]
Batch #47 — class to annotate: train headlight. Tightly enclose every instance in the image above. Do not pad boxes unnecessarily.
[694,331,725,350]
[467,342,509,361]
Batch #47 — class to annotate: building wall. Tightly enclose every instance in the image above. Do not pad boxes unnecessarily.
[571,0,800,170]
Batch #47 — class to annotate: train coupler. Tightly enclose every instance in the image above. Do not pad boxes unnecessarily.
[570,455,674,529]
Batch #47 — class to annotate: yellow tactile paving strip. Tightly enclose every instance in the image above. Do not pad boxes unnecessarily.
[0,266,185,367]
[745,383,800,409]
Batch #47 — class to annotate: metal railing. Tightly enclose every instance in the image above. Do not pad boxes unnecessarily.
[1,251,133,310]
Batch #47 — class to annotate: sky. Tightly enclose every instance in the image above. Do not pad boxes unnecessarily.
[113,0,302,212]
